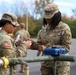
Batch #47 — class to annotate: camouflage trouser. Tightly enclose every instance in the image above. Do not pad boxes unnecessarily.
[13,62,26,73]
[20,64,25,72]
[13,65,17,73]
[56,65,70,75]
[41,66,53,75]
[0,68,10,75]
[41,62,70,75]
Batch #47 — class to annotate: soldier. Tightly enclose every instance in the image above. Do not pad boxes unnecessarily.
[14,23,30,73]
[0,12,32,75]
[31,3,72,75]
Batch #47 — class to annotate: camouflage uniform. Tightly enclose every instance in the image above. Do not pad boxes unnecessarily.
[0,13,25,75]
[31,3,72,75]
[38,22,71,75]
[14,23,30,73]
[15,28,30,56]
[15,23,30,55]
[0,30,16,75]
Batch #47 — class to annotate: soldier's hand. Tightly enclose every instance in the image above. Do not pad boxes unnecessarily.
[25,38,30,41]
[24,40,32,49]
[15,38,22,46]
[38,45,46,51]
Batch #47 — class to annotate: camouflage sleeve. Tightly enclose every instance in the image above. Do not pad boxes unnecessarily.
[30,30,42,50]
[1,37,26,58]
[1,39,16,57]
[15,49,26,57]
[26,31,30,38]
[60,28,72,52]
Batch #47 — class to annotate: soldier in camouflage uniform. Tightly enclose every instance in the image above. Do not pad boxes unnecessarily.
[0,13,32,75]
[14,23,30,73]
[31,3,72,75]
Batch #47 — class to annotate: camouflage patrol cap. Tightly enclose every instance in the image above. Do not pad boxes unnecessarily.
[43,3,59,19]
[20,23,25,28]
[1,12,19,26]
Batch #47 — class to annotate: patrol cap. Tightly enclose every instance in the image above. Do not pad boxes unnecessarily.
[1,12,19,26]
[43,3,59,19]
[20,23,25,28]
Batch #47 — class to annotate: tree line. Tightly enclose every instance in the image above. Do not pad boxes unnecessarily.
[0,0,76,38]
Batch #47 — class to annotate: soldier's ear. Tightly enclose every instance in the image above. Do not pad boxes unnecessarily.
[5,23,9,28]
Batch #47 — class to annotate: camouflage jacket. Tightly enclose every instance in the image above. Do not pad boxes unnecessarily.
[37,22,72,52]
[0,30,26,58]
[31,22,72,67]
[0,30,16,57]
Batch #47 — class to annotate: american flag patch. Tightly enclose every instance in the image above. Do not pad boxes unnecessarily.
[4,42,11,47]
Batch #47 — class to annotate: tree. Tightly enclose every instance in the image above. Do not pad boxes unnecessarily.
[17,15,36,37]
[72,9,76,17]
[0,1,9,14]
[62,15,76,38]
[34,0,53,19]
[11,1,28,16]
